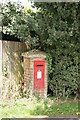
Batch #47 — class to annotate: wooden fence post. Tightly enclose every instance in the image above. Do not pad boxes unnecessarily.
[0,40,2,98]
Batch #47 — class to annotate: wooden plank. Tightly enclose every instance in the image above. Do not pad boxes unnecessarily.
[0,40,2,98]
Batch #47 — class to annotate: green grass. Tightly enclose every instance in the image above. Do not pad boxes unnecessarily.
[0,97,78,118]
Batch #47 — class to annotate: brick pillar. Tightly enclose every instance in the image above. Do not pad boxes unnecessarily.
[24,69,27,90]
[23,58,30,91]
[22,50,47,98]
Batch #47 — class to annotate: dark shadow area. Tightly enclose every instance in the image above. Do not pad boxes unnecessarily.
[1,117,78,120]
[0,31,20,42]
[47,85,53,97]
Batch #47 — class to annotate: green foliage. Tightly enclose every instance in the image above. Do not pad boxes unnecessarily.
[1,2,35,41]
[50,41,79,98]
[1,2,79,98]
[1,98,78,118]
[23,79,32,98]
[33,3,79,98]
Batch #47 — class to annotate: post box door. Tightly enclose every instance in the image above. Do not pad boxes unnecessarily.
[34,60,45,90]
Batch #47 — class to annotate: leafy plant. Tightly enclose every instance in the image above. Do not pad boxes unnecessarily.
[1,2,79,98]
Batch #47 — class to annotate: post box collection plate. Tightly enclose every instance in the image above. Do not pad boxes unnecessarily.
[37,70,42,79]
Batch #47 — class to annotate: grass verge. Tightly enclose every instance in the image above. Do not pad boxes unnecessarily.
[1,97,78,118]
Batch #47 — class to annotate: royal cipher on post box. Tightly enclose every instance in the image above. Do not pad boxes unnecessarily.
[22,49,47,98]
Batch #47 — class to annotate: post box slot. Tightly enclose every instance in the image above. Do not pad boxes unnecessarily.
[36,65,43,67]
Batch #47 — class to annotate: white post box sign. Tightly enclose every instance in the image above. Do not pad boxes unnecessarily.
[37,70,42,79]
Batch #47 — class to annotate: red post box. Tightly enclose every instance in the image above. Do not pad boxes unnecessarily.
[34,60,45,90]
[22,49,47,98]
